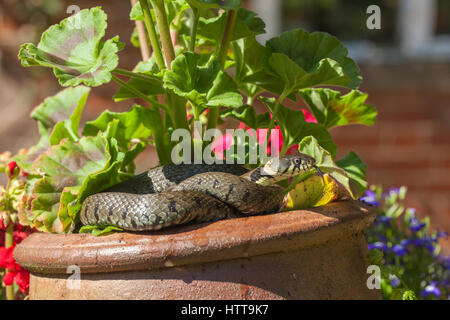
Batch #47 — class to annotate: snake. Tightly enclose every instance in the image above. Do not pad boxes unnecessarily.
[80,154,317,231]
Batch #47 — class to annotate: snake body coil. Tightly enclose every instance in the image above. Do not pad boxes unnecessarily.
[80,154,316,231]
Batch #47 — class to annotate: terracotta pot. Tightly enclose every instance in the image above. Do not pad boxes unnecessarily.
[14,200,380,300]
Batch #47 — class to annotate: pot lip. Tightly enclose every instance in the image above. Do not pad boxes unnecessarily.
[14,200,375,274]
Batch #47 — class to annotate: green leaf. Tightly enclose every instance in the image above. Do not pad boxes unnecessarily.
[14,86,91,169]
[79,225,124,236]
[298,136,359,199]
[220,105,271,129]
[113,59,165,102]
[266,29,361,89]
[231,36,270,98]
[32,86,91,145]
[186,0,242,10]
[196,8,265,45]
[336,151,368,199]
[82,105,155,150]
[260,97,337,158]
[18,7,123,87]
[163,52,242,109]
[299,88,377,129]
[20,126,144,233]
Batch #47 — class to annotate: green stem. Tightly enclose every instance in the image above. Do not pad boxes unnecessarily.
[4,222,14,300]
[188,8,199,52]
[207,10,238,130]
[111,75,154,105]
[217,10,237,67]
[139,0,165,69]
[264,91,287,154]
[150,0,175,69]
[113,68,162,85]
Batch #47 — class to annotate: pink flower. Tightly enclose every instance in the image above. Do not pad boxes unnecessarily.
[212,108,317,159]
[302,109,317,123]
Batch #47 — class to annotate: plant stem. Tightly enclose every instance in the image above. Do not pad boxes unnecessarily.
[131,0,150,60]
[264,90,288,155]
[4,222,14,300]
[150,0,175,69]
[188,8,199,52]
[112,75,153,104]
[113,68,161,85]
[207,9,238,130]
[139,0,165,69]
[217,10,237,67]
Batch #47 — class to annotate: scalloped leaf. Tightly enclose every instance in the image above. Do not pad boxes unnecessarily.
[299,88,377,129]
[82,104,157,150]
[266,29,361,89]
[23,131,143,233]
[163,52,242,109]
[18,7,122,87]
[14,86,91,170]
[196,8,265,45]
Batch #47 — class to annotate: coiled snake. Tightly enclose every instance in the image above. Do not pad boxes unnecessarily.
[80,154,316,231]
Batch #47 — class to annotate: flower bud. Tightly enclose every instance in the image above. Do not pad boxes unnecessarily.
[6,161,19,179]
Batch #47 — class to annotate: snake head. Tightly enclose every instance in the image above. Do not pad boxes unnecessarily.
[262,154,316,182]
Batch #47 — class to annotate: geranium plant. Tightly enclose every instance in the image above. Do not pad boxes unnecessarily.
[1,0,380,298]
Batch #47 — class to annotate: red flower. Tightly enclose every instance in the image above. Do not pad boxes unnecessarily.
[0,246,16,270]
[0,245,30,294]
[2,270,15,286]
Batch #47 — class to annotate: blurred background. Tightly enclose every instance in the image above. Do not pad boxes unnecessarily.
[0,0,448,252]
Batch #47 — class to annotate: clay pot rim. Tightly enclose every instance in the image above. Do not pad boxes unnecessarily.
[14,200,375,274]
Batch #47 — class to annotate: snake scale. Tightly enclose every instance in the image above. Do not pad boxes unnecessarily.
[80,154,317,231]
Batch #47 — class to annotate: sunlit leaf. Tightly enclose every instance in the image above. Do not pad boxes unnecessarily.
[18,7,123,87]
[299,88,377,129]
[298,136,360,199]
[284,173,340,210]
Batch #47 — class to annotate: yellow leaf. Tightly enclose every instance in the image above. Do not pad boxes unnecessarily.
[284,173,340,210]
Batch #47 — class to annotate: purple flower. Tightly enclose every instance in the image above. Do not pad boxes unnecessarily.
[390,275,400,288]
[410,221,426,233]
[420,282,441,298]
[360,190,380,207]
[392,244,408,257]
[376,215,392,225]
[368,241,388,252]
[400,239,412,246]
[413,237,436,254]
